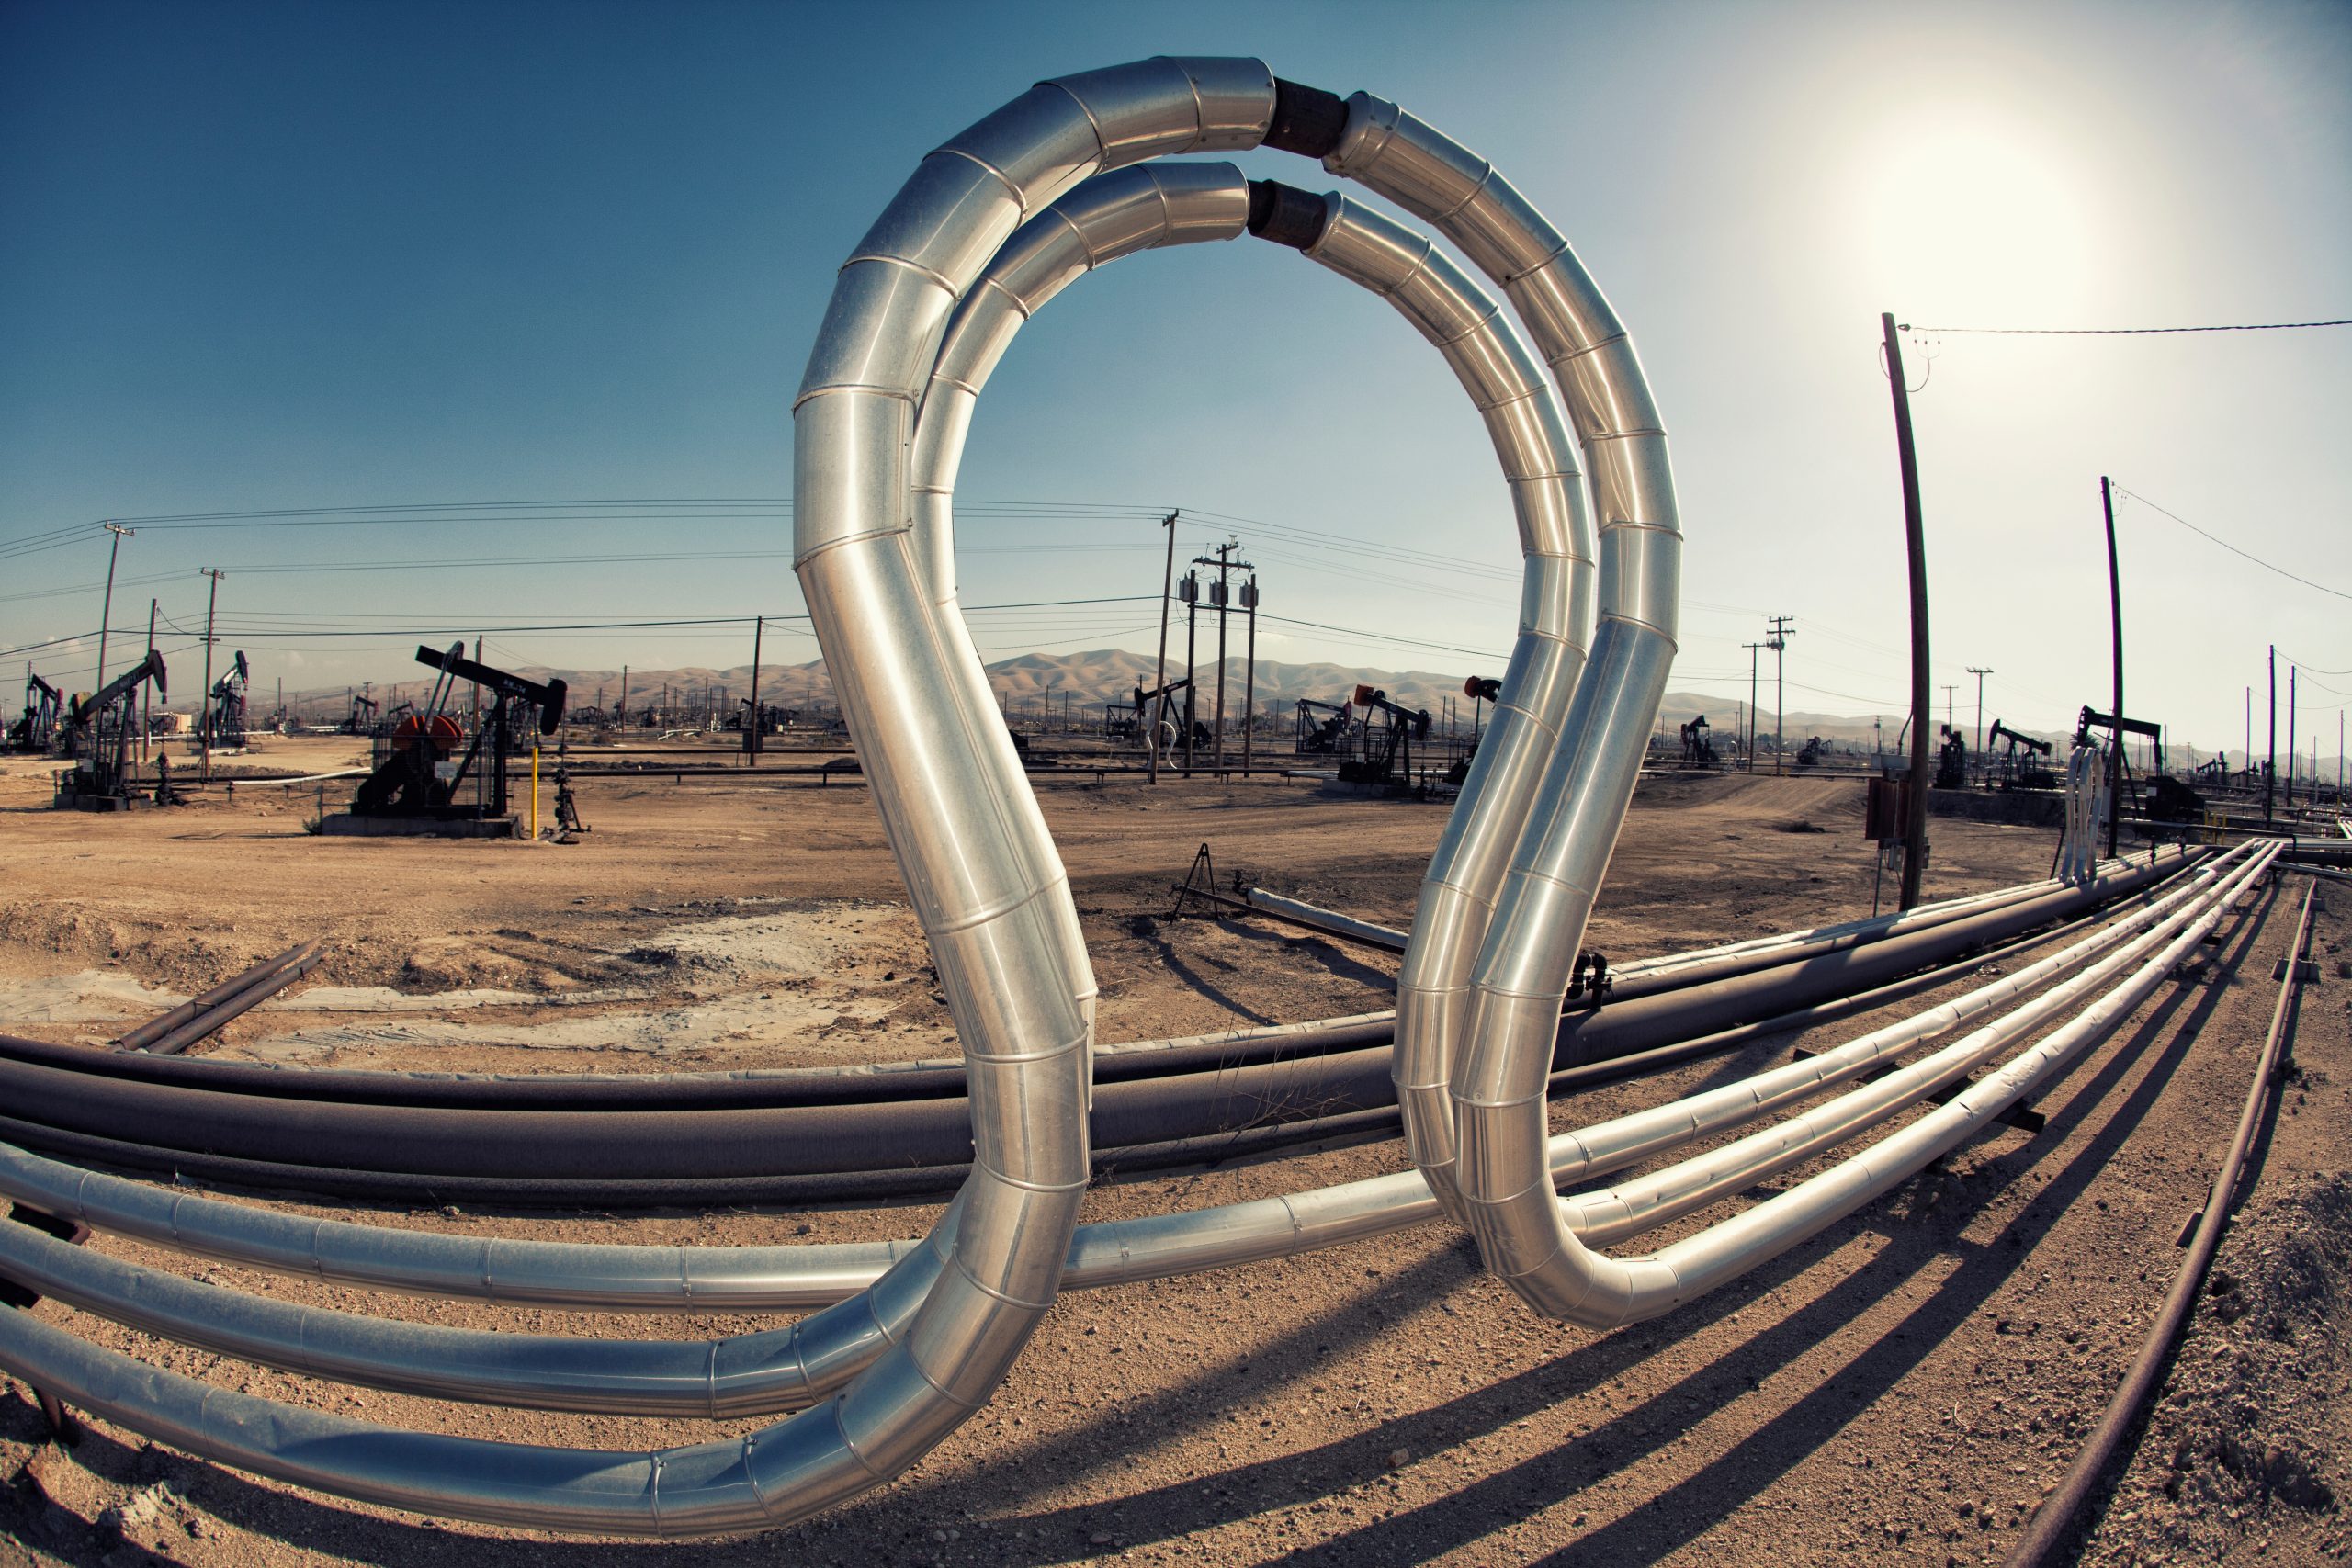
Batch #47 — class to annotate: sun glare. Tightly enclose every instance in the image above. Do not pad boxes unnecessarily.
[1856,113,2093,321]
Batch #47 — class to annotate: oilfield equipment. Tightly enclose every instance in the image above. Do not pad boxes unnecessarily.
[49,649,168,811]
[6,670,62,753]
[335,644,565,835]
[0,57,2312,1542]
[1294,694,1352,754]
[1934,722,1968,789]
[338,690,379,735]
[1679,713,1717,769]
[1988,717,2057,790]
[2075,702,2205,826]
[204,649,251,751]
[1337,683,1433,790]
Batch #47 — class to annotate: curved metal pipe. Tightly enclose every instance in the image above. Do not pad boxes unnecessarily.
[1289,92,1688,1280]
[0,855,2242,1422]
[0,53,2122,1534]
[1460,839,2278,1325]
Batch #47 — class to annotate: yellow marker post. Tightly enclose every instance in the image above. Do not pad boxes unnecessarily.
[530,747,540,840]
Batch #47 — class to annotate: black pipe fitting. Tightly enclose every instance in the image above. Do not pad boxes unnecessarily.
[1264,79,1350,158]
[1246,179,1331,252]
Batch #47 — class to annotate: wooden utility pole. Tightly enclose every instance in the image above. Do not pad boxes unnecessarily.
[141,599,157,764]
[2266,647,2276,826]
[1768,615,1794,776]
[1181,569,1199,775]
[2286,663,2297,809]
[198,569,225,782]
[1744,641,1764,770]
[1149,510,1177,783]
[1241,571,1260,774]
[746,615,764,763]
[1881,312,1932,909]
[1966,666,1993,775]
[1193,538,1251,770]
[2101,477,2123,858]
[95,522,134,695]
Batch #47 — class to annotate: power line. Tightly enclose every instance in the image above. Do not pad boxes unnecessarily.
[2112,486,2352,604]
[1903,318,2352,336]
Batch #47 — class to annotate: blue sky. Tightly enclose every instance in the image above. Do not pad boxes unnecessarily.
[2,0,2346,758]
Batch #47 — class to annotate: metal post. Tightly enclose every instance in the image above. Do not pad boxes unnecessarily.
[2101,476,2123,858]
[141,599,157,765]
[93,522,133,698]
[2266,646,2276,826]
[198,569,225,783]
[1881,312,1932,909]
[1745,641,1762,771]
[1241,571,1258,775]
[747,615,763,763]
[1212,546,1229,768]
[1148,511,1176,783]
[1182,570,1197,776]
[1966,665,1991,779]
[2286,664,2296,809]
[1768,615,1793,777]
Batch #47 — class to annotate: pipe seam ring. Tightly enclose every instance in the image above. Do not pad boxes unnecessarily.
[791,525,916,573]
[949,1251,1058,1314]
[1039,77,1112,165]
[931,874,1059,936]
[788,382,917,414]
[967,1168,1091,1197]
[1595,611,1679,648]
[1549,328,1632,366]
[929,143,1031,216]
[836,251,962,299]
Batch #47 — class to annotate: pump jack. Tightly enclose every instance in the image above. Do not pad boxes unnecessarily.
[1934,724,1968,790]
[1340,684,1430,790]
[1679,714,1717,769]
[350,645,565,822]
[7,671,62,754]
[207,650,251,750]
[52,651,168,810]
[1295,696,1352,756]
[1985,719,2055,791]
[1133,678,1206,764]
[2075,704,2203,827]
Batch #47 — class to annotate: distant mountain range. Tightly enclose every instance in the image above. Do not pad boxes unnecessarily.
[492,649,2087,754]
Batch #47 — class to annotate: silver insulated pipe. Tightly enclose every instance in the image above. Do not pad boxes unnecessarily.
[3,53,2078,1533]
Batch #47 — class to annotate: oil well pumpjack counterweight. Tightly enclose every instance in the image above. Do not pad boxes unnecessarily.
[350,645,565,821]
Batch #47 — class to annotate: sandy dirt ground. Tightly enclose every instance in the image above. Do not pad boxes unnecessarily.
[0,736,2343,1566]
